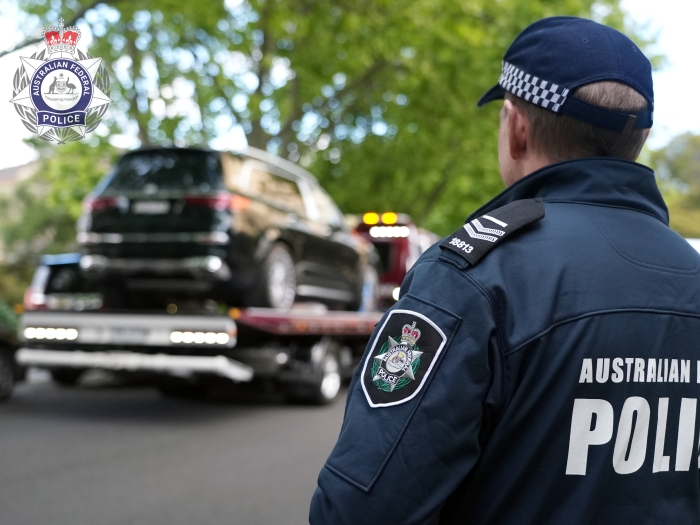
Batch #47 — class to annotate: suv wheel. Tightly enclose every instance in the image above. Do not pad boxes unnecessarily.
[0,349,15,401]
[253,244,296,309]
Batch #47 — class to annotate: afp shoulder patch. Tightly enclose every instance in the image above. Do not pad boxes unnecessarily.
[361,309,447,408]
[440,197,545,266]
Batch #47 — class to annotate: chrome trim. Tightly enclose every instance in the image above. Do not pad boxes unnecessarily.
[80,255,231,279]
[296,285,355,302]
[77,231,229,245]
[16,349,253,382]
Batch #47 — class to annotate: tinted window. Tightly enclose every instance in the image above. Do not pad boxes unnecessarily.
[45,265,91,294]
[106,150,222,192]
[249,169,305,215]
[310,184,344,228]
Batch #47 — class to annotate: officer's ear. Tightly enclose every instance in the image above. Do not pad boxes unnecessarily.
[503,99,531,161]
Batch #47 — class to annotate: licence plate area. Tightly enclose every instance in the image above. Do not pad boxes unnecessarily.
[132,200,170,214]
[108,327,150,344]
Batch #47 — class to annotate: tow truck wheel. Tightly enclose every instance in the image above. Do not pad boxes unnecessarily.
[0,349,15,401]
[288,343,342,405]
[252,243,296,310]
[50,368,84,387]
[316,352,342,403]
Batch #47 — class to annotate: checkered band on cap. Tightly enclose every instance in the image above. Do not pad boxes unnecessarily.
[498,61,570,112]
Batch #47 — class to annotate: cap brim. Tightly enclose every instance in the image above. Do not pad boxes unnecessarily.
[477,84,506,107]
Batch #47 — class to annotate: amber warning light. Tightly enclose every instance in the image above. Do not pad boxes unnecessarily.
[362,212,380,225]
[362,212,402,225]
[381,212,398,224]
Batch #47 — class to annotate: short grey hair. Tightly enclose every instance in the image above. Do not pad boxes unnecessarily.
[506,81,649,162]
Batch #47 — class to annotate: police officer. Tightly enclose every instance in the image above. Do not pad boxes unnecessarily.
[310,16,700,525]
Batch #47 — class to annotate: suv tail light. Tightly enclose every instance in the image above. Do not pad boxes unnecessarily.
[230,194,250,212]
[23,288,47,311]
[83,196,118,213]
[185,192,231,211]
[186,192,250,212]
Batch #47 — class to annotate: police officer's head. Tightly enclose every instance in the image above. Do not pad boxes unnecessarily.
[478,17,654,187]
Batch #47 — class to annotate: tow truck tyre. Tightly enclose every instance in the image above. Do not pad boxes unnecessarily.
[0,348,15,401]
[289,342,342,405]
[252,243,296,310]
[315,351,342,404]
[50,368,84,387]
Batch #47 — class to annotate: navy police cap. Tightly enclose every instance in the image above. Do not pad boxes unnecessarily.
[478,16,653,132]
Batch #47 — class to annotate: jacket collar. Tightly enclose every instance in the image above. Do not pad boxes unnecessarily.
[466,158,669,225]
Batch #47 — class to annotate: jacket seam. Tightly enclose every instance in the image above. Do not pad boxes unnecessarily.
[582,205,700,275]
[503,307,700,358]
[460,272,509,411]
[322,463,372,493]
[544,199,666,223]
[411,256,507,417]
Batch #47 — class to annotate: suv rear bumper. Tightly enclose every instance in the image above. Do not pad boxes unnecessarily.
[80,255,232,280]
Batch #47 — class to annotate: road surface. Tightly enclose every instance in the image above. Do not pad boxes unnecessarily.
[0,371,346,525]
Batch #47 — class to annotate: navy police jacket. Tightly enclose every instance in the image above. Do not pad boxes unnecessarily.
[310,158,700,525]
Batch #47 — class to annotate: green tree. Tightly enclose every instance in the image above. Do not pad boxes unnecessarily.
[0,140,118,305]
[1,0,650,302]
[648,132,700,237]
[6,0,641,237]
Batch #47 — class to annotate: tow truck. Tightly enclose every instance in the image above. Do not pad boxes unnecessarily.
[353,212,439,308]
[15,254,382,403]
[17,306,382,403]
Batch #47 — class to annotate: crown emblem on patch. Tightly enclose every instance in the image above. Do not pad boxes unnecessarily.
[41,18,81,56]
[401,321,421,347]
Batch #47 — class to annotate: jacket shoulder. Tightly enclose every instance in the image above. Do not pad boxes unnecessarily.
[439,198,545,267]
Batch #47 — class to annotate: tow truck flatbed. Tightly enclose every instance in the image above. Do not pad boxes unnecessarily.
[17,306,383,403]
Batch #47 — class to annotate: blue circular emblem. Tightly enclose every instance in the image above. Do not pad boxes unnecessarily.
[29,58,93,127]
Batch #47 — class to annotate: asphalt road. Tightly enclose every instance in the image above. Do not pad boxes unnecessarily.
[0,371,347,525]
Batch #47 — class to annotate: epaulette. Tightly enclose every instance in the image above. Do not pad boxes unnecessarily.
[439,198,545,266]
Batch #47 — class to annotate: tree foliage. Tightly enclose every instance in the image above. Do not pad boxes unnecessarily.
[0,0,651,308]
[8,0,639,237]
[0,140,118,304]
[648,133,700,237]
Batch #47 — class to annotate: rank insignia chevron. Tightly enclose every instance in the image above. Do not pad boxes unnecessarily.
[439,198,545,266]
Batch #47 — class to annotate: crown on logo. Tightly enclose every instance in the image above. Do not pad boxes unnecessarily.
[42,18,81,56]
[401,322,421,346]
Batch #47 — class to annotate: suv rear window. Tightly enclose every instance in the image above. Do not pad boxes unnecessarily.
[105,150,222,192]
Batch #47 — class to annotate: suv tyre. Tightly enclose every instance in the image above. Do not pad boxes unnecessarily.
[252,243,296,309]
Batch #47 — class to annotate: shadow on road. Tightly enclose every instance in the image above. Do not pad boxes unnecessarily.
[2,370,345,426]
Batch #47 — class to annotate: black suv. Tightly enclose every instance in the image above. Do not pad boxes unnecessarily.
[77,147,376,310]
